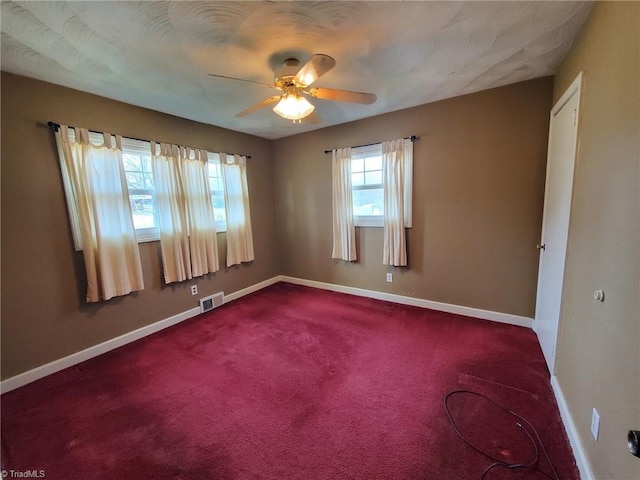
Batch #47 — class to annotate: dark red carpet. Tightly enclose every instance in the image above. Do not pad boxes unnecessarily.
[1,282,578,479]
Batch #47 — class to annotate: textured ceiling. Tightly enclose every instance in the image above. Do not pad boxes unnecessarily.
[1,1,593,139]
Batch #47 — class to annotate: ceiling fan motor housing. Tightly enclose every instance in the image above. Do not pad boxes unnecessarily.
[275,58,302,89]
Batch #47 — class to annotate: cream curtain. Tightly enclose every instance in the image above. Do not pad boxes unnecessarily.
[382,138,411,266]
[331,147,357,261]
[151,142,219,283]
[55,125,144,302]
[220,153,254,267]
[182,148,220,276]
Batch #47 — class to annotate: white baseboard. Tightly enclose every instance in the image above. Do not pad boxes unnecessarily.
[551,375,595,480]
[1,274,531,394]
[1,306,200,394]
[279,275,533,328]
[1,276,282,394]
[223,276,281,303]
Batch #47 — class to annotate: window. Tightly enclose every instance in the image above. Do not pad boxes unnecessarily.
[206,153,227,232]
[120,141,228,242]
[121,138,159,242]
[350,140,413,228]
[352,144,384,227]
[58,127,231,249]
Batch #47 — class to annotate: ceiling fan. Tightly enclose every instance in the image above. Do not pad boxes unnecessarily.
[209,54,377,123]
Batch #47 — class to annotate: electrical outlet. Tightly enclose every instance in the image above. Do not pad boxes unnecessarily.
[591,407,600,441]
[190,285,198,296]
[386,273,393,283]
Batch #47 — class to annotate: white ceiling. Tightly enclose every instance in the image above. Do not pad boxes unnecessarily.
[1,1,593,140]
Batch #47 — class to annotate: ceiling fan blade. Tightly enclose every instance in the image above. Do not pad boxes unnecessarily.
[235,95,282,118]
[208,74,280,90]
[294,54,336,87]
[306,87,377,105]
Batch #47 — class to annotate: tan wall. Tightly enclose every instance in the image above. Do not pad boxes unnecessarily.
[273,78,553,318]
[0,74,553,380]
[552,2,640,479]
[0,72,280,380]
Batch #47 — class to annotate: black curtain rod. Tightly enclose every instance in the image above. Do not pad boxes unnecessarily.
[324,135,417,154]
[47,121,252,159]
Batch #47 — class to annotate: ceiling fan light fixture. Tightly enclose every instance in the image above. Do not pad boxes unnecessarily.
[273,92,315,123]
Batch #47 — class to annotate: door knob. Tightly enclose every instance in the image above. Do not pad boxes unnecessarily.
[536,244,546,251]
[629,430,640,458]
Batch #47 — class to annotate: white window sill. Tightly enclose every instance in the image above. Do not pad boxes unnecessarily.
[134,224,227,243]
[354,215,383,228]
[353,216,413,229]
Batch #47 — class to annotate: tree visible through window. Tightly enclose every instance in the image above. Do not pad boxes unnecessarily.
[123,153,156,229]
[121,138,160,242]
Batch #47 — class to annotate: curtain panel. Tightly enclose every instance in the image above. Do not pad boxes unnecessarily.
[382,138,412,266]
[220,153,254,267]
[151,142,219,284]
[331,147,357,261]
[55,125,144,302]
[182,149,220,276]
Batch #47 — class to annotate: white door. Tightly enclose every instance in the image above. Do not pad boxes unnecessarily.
[534,73,582,375]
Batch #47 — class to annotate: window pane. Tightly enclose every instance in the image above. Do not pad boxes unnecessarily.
[141,156,152,172]
[211,192,225,209]
[353,188,383,216]
[123,154,142,172]
[365,170,382,185]
[211,193,226,223]
[143,173,154,189]
[129,194,157,228]
[352,172,364,187]
[126,172,145,189]
[352,158,364,173]
[122,146,159,238]
[365,156,382,171]
[207,160,226,230]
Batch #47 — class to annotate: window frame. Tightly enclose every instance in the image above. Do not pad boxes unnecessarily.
[350,140,413,228]
[121,137,160,243]
[206,152,227,233]
[351,144,384,227]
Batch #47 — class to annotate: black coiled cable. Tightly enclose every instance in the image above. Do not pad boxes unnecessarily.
[444,390,560,480]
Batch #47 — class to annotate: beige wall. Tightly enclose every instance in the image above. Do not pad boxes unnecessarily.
[273,78,553,318]
[552,2,640,479]
[1,73,280,380]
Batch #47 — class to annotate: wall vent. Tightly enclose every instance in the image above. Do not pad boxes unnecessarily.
[200,292,224,313]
